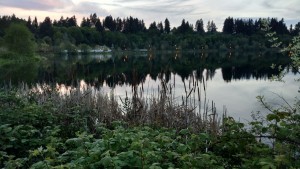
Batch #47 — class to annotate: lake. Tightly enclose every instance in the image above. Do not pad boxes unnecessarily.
[1,50,298,122]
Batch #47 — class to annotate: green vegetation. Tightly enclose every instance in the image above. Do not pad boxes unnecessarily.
[0,14,298,53]
[4,23,35,56]
[0,23,36,60]
[0,14,299,168]
[0,87,299,168]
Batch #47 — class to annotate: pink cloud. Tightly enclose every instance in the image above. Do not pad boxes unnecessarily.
[0,0,73,10]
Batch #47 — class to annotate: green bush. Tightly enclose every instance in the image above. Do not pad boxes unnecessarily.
[0,89,299,168]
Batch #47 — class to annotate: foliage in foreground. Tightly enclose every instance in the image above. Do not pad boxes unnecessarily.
[0,89,299,168]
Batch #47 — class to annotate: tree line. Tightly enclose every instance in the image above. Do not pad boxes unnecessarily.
[0,14,299,51]
[222,17,299,35]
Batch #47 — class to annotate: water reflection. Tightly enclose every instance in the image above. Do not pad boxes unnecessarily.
[0,60,38,84]
[0,51,292,87]
[1,51,297,122]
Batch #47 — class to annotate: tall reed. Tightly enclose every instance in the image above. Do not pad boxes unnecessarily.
[14,74,226,134]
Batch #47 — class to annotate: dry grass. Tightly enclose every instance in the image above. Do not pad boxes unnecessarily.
[13,75,226,134]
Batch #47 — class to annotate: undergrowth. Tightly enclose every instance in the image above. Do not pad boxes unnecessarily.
[0,87,299,168]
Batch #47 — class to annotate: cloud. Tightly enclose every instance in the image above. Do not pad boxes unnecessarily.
[94,0,300,30]
[259,0,300,17]
[0,0,299,29]
[99,0,210,27]
[0,0,73,10]
[71,2,109,16]
[112,0,199,15]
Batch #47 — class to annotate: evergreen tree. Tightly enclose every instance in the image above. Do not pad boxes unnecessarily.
[207,21,211,32]
[289,24,293,34]
[39,17,53,38]
[157,22,164,34]
[90,13,98,26]
[235,19,245,34]
[128,16,135,33]
[67,16,77,27]
[122,16,145,33]
[132,17,139,33]
[32,17,39,33]
[292,22,300,35]
[223,17,234,34]
[138,20,146,32]
[53,19,58,26]
[116,17,123,32]
[95,18,104,32]
[164,18,170,34]
[81,17,87,27]
[81,17,91,27]
[149,21,158,30]
[123,17,130,33]
[211,21,217,33]
[277,18,288,34]
[268,18,289,35]
[195,19,205,34]
[254,19,260,32]
[26,16,33,33]
[207,20,217,33]
[57,16,66,27]
[245,19,254,35]
[177,19,193,34]
[104,15,116,31]
[148,21,160,35]
[10,14,17,22]
[26,16,31,27]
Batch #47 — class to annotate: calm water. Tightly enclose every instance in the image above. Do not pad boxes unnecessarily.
[1,51,299,121]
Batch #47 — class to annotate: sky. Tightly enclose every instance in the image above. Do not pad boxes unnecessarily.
[0,0,299,30]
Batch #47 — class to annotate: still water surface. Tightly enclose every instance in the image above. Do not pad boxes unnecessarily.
[1,51,299,121]
[106,68,298,122]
